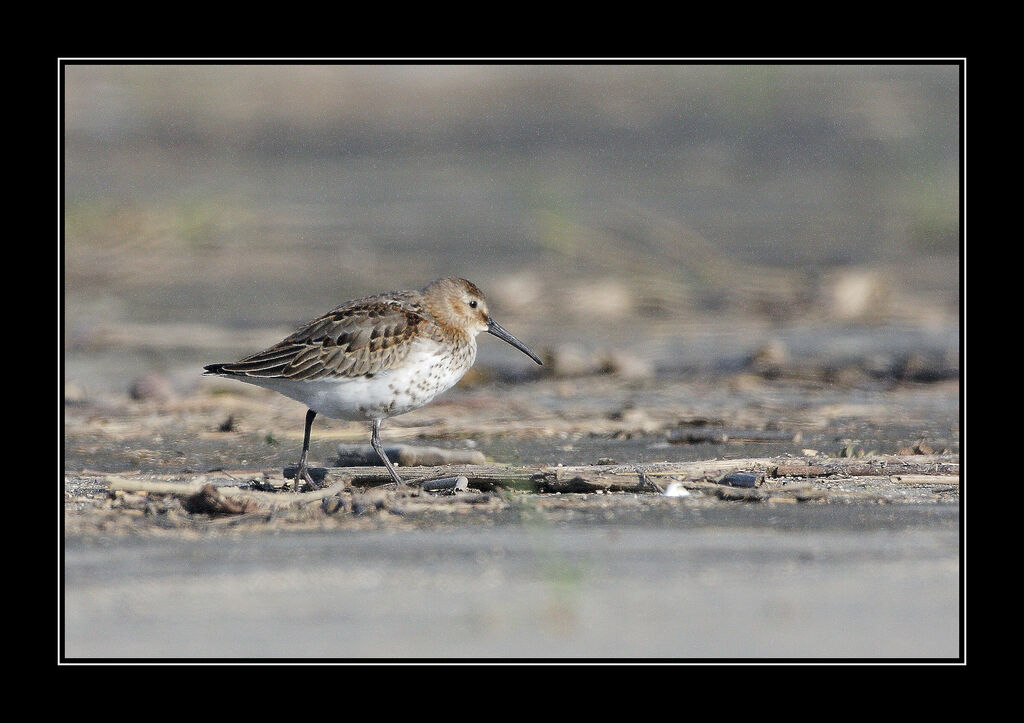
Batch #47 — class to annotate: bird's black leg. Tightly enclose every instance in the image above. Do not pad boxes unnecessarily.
[370,418,405,488]
[296,409,319,491]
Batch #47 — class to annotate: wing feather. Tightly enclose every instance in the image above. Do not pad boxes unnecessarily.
[210,293,436,381]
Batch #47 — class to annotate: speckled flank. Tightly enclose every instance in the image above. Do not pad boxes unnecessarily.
[224,334,477,421]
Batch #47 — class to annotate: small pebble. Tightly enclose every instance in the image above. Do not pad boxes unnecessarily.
[128,373,175,402]
[600,349,655,379]
[421,476,469,493]
[543,343,604,377]
[667,428,729,444]
[65,381,88,403]
[746,341,789,377]
[719,472,762,488]
[822,269,887,321]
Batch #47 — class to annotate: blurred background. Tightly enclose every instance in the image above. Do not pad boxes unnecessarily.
[63,63,960,394]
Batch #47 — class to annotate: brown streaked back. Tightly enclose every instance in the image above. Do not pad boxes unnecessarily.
[207,291,438,382]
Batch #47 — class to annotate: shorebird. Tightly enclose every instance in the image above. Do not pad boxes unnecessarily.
[203,277,542,490]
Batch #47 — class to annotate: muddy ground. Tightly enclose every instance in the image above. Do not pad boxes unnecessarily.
[63,366,961,660]
[65,359,960,528]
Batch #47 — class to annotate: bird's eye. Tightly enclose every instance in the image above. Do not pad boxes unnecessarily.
[468,300,478,309]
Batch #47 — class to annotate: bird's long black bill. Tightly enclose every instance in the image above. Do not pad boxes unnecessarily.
[487,319,543,365]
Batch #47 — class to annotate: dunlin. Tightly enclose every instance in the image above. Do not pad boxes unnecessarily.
[203,277,542,490]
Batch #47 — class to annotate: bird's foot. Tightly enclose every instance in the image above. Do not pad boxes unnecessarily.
[290,462,322,492]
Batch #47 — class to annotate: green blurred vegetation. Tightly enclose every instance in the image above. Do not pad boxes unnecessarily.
[63,64,961,369]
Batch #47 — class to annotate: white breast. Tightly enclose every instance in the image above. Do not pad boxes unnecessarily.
[243,335,477,421]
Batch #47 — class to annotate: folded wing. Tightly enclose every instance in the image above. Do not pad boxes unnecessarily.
[208,295,434,381]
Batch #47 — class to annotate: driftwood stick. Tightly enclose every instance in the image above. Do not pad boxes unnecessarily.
[105,476,350,509]
[102,456,958,497]
[327,455,959,492]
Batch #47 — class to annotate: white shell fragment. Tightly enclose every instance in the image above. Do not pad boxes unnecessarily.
[663,482,690,497]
